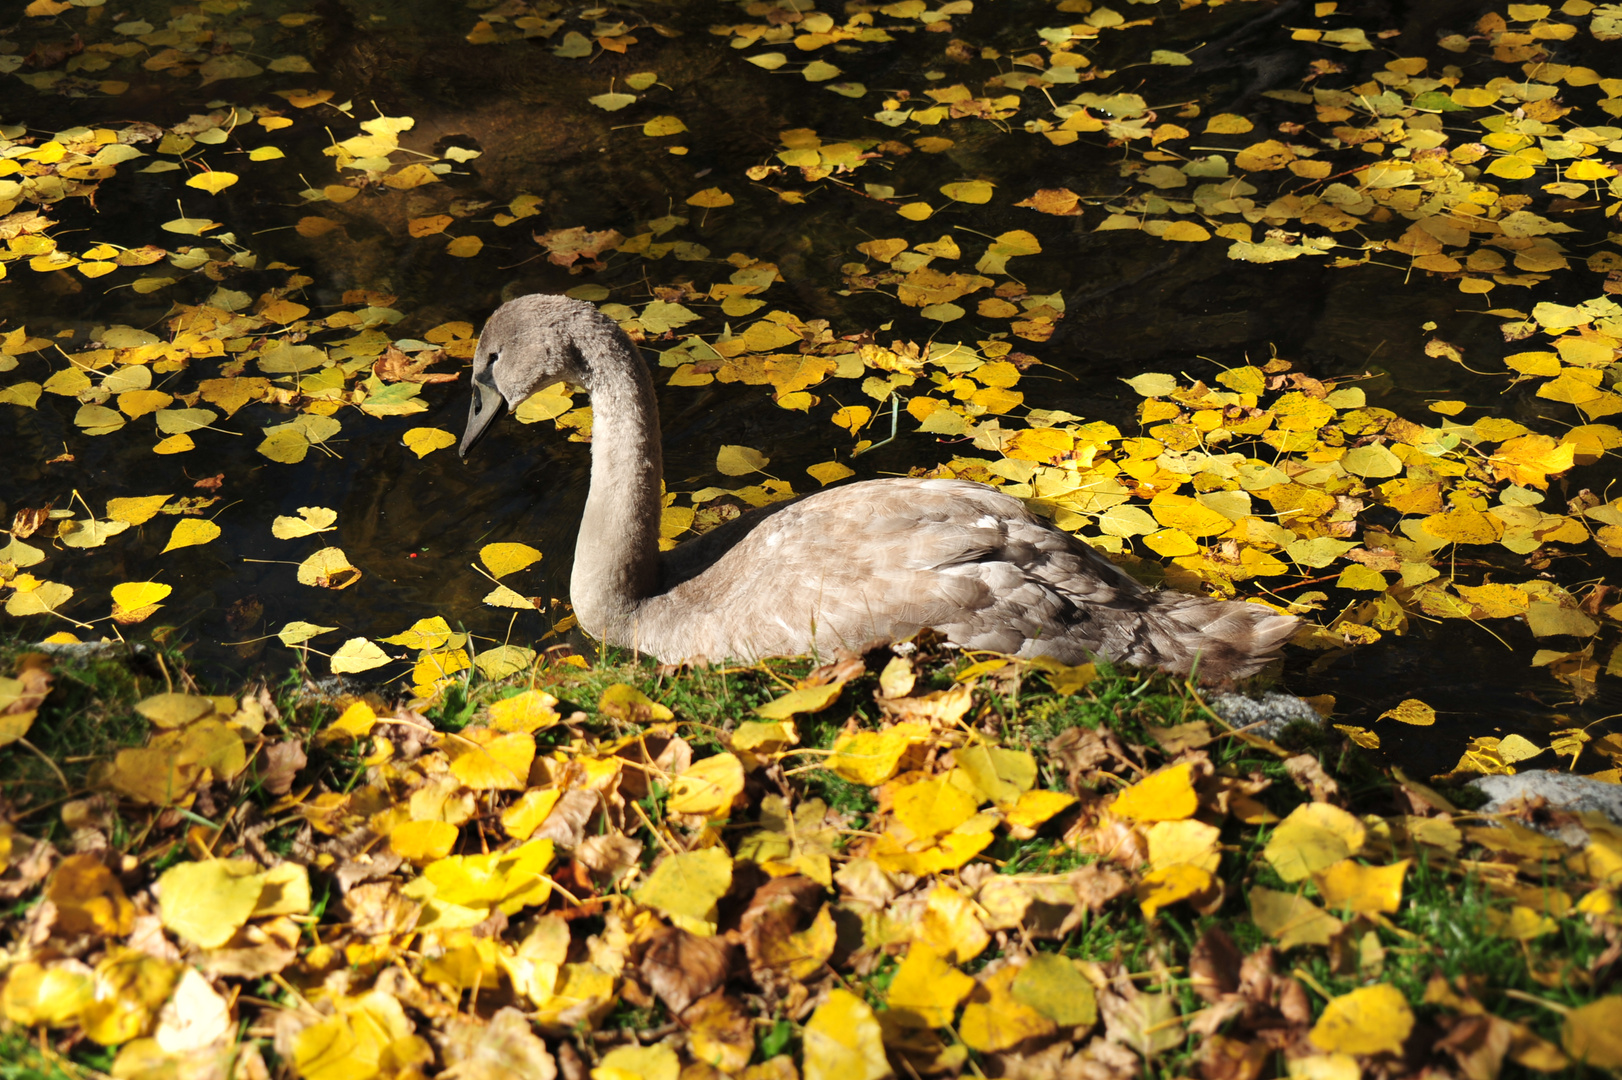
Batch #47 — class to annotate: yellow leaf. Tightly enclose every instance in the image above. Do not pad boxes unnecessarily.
[1563,997,1622,1068]
[959,964,1058,1052]
[1249,886,1343,948]
[106,494,170,525]
[330,637,392,674]
[716,444,768,475]
[803,989,889,1080]
[380,616,460,651]
[403,427,457,457]
[757,682,842,718]
[161,519,220,553]
[1005,789,1077,829]
[1205,113,1254,133]
[157,859,263,948]
[271,506,337,539]
[448,728,536,791]
[1264,802,1366,883]
[391,819,459,862]
[297,546,361,589]
[646,116,690,137]
[480,542,543,577]
[1137,864,1214,919]
[1010,953,1097,1026]
[826,723,930,785]
[1161,220,1210,242]
[425,837,555,915]
[111,581,171,612]
[668,753,745,815]
[1110,762,1197,822]
[488,690,561,732]
[684,185,731,207]
[1310,984,1414,1056]
[597,683,674,722]
[632,847,733,935]
[886,942,974,1027]
[594,1043,679,1080]
[893,777,978,840]
[758,903,837,980]
[1314,858,1409,914]
[897,201,934,220]
[807,460,854,485]
[940,180,994,204]
[501,789,562,841]
[917,884,989,963]
[1379,699,1435,725]
[1149,492,1231,536]
[185,171,239,194]
[447,236,483,258]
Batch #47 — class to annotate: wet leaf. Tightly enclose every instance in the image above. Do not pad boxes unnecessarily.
[160,519,220,553]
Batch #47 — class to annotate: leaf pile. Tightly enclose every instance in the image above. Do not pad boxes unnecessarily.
[7,646,1622,1078]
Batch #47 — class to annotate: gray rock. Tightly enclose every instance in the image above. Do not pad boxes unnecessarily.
[1467,770,1622,845]
[1205,691,1324,741]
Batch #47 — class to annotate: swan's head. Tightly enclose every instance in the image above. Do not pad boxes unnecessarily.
[460,294,600,457]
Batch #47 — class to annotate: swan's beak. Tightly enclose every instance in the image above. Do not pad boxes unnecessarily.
[460,379,506,458]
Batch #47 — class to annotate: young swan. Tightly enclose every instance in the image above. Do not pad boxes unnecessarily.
[461,294,1297,680]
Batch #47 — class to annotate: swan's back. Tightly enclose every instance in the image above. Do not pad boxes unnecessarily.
[627,477,1294,679]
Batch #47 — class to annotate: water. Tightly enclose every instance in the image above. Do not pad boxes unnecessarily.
[2,0,1618,778]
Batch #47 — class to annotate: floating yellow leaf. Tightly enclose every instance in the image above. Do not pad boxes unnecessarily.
[161,519,220,553]
[1379,699,1435,726]
[403,427,456,457]
[185,171,238,194]
[297,547,361,589]
[940,180,994,204]
[447,236,483,258]
[111,581,171,622]
[330,637,392,674]
[480,542,543,578]
[271,506,337,539]
[1310,984,1414,1056]
[106,495,171,525]
[716,444,768,475]
[685,185,731,207]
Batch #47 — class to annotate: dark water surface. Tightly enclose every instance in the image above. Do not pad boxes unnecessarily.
[1,0,1618,778]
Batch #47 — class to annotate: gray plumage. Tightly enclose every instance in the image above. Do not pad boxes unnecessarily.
[460,295,1297,681]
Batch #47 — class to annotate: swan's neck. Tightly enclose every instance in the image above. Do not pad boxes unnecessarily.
[570,332,663,644]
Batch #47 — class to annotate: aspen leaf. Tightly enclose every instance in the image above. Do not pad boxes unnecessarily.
[1563,997,1622,1068]
[1205,113,1254,133]
[328,701,377,737]
[277,621,336,646]
[595,1044,678,1080]
[940,180,994,203]
[801,60,842,82]
[802,989,889,1080]
[488,690,561,733]
[135,692,215,728]
[716,444,768,476]
[425,837,555,915]
[685,186,731,207]
[1264,802,1366,882]
[1314,858,1409,914]
[668,753,745,815]
[111,581,171,621]
[598,683,673,722]
[161,519,220,553]
[826,723,929,785]
[185,171,238,194]
[501,789,562,840]
[898,202,933,220]
[807,460,854,485]
[297,547,361,589]
[588,92,637,111]
[448,728,536,791]
[1379,699,1435,725]
[632,847,732,935]
[330,637,392,674]
[1111,762,1198,822]
[480,542,543,577]
[106,495,170,525]
[959,964,1057,1052]
[886,942,974,1027]
[756,682,842,718]
[645,116,690,137]
[484,584,536,609]
[447,236,483,258]
[1310,984,1414,1056]
[1137,864,1214,918]
[1249,886,1343,948]
[1011,953,1097,1026]
[272,506,337,538]
[157,859,263,948]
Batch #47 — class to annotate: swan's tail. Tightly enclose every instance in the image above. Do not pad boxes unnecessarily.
[1129,593,1298,682]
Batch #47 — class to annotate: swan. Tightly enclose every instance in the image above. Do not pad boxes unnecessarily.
[459,295,1297,680]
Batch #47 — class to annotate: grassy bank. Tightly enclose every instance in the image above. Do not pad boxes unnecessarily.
[1,636,1618,1080]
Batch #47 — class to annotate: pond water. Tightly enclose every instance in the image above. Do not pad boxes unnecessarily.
[2,0,1619,779]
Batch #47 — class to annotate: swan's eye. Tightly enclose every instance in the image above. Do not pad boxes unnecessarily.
[487,352,499,365]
